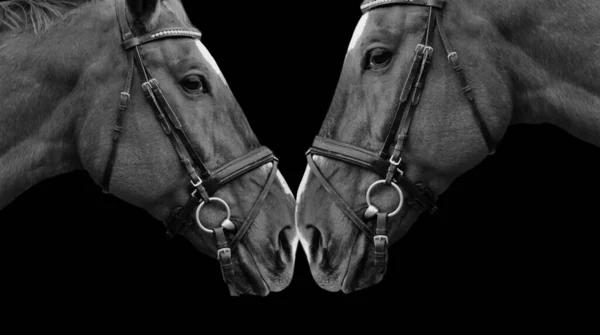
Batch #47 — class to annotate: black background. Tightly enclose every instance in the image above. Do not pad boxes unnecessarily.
[1,0,598,316]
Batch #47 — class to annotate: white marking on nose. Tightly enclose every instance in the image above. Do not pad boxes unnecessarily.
[295,165,312,204]
[276,170,299,255]
[347,13,370,52]
[295,165,313,258]
[276,170,294,201]
[194,39,228,86]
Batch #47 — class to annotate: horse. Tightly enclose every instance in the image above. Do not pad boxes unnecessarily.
[296,0,600,294]
[0,0,298,297]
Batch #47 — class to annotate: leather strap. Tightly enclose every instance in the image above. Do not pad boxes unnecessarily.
[202,147,277,195]
[383,8,436,185]
[148,79,210,174]
[435,11,496,155]
[373,213,388,271]
[379,43,426,160]
[215,227,236,296]
[310,136,390,174]
[306,153,374,238]
[163,147,278,240]
[229,160,279,250]
[122,28,202,50]
[361,0,445,12]
[308,137,437,213]
[101,51,134,193]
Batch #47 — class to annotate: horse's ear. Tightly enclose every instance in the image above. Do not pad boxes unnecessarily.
[126,0,161,29]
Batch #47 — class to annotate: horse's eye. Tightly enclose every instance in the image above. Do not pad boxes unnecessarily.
[367,48,393,69]
[181,75,207,92]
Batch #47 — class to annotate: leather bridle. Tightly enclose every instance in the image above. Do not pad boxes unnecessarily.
[305,0,496,277]
[102,0,279,296]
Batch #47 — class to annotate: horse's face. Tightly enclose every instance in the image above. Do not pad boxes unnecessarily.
[297,4,512,293]
[79,0,296,296]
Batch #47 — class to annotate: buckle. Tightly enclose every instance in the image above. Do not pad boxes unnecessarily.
[447,51,458,61]
[191,178,203,188]
[217,247,232,263]
[389,155,402,166]
[141,81,152,91]
[374,235,388,246]
[118,92,130,111]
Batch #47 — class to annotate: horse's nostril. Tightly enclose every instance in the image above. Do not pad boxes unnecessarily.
[278,227,293,256]
[306,225,324,255]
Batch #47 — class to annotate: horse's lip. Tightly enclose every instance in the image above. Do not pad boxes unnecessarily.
[341,271,351,292]
[257,276,270,296]
[236,243,272,297]
[340,252,360,293]
[339,227,362,293]
[340,208,409,293]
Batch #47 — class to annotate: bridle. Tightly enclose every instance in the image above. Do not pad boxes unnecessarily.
[305,0,496,278]
[101,0,279,296]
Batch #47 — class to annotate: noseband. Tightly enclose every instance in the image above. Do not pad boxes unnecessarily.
[102,0,279,296]
[306,0,496,278]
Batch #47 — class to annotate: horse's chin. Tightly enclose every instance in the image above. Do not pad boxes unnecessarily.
[305,228,381,293]
[233,243,294,296]
[340,235,383,294]
[305,233,382,294]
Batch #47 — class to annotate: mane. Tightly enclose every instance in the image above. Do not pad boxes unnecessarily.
[0,0,94,35]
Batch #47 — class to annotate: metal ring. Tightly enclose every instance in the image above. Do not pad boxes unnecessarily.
[195,197,231,234]
[365,180,404,217]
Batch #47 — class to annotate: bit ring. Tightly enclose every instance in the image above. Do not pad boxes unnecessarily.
[195,197,231,234]
[366,180,404,217]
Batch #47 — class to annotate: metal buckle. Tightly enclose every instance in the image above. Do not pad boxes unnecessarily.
[141,81,152,91]
[217,247,232,262]
[195,197,231,234]
[365,180,404,217]
[190,178,203,198]
[191,178,203,188]
[447,51,458,61]
[389,156,402,166]
[374,235,389,246]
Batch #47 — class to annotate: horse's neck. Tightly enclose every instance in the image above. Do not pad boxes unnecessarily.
[0,5,108,210]
[487,1,600,147]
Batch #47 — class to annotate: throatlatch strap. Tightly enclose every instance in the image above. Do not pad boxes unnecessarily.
[435,11,496,155]
[101,51,134,193]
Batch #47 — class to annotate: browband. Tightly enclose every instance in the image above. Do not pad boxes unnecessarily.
[361,0,445,12]
[122,28,202,50]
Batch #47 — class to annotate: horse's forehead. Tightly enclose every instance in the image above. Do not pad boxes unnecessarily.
[193,40,227,84]
[348,7,427,53]
[150,38,228,85]
[348,13,371,52]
